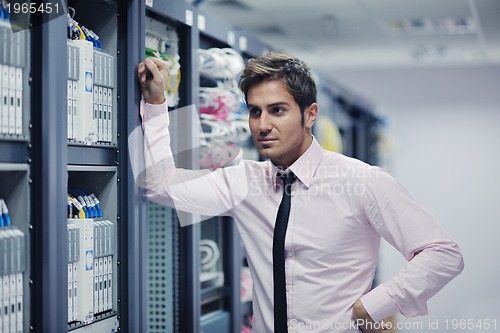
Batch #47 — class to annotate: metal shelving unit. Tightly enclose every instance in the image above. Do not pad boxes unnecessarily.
[26,0,143,331]
[0,8,31,331]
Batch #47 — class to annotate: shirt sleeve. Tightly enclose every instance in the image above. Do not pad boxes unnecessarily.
[132,99,248,218]
[359,167,464,322]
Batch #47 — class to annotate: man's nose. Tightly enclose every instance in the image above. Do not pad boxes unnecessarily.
[258,111,272,132]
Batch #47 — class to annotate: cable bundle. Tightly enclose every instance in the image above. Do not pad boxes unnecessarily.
[67,8,102,48]
[198,48,244,79]
[67,189,103,219]
[198,48,249,169]
[0,199,11,227]
[199,141,241,170]
[0,1,11,21]
[145,28,181,108]
[199,239,221,271]
[199,238,224,288]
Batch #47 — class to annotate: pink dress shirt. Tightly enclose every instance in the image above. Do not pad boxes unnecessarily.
[136,100,464,333]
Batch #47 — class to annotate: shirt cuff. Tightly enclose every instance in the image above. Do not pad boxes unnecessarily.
[140,98,168,123]
[360,284,399,322]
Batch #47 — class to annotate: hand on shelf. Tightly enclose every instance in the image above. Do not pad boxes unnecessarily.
[137,57,169,105]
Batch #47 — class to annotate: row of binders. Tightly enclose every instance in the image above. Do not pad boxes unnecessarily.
[0,19,26,137]
[67,219,115,324]
[67,40,115,144]
[0,224,25,333]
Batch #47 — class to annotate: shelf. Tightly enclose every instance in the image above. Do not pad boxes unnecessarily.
[67,164,117,172]
[0,163,29,171]
[68,145,118,166]
[69,312,119,332]
[201,285,226,305]
[0,140,29,164]
[200,310,230,333]
[67,166,118,220]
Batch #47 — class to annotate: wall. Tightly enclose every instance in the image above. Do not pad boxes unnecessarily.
[331,66,500,332]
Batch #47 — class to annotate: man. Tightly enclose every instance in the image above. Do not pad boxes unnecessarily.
[136,53,463,333]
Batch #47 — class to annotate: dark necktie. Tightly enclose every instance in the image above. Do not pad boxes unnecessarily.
[273,172,296,333]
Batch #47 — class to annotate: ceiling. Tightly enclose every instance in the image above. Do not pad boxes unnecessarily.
[195,0,500,72]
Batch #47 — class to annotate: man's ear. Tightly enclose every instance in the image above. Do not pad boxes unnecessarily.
[304,103,318,130]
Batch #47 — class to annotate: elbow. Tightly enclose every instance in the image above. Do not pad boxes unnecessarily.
[424,240,464,278]
[444,241,464,277]
[453,245,465,276]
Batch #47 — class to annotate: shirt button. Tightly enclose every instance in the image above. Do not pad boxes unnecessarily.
[286,286,291,292]
[291,191,295,196]
[287,251,294,258]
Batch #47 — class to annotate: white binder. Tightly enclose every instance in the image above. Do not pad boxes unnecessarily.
[70,40,96,144]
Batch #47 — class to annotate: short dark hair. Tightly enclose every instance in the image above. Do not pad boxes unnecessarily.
[239,53,317,116]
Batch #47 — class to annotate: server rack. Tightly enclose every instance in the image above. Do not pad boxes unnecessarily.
[197,15,236,333]
[142,2,201,333]
[0,4,31,333]
[28,0,142,331]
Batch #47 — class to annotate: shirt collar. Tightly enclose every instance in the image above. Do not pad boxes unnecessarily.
[268,136,324,190]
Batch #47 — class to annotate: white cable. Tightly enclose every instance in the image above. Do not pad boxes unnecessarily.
[200,239,221,270]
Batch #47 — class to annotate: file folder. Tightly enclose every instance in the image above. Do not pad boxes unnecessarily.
[13,229,24,333]
[70,40,96,144]
[68,225,74,322]
[15,67,22,135]
[0,64,4,133]
[72,80,78,141]
[73,227,80,322]
[8,66,15,134]
[0,231,8,333]
[68,80,73,140]
[69,218,94,324]
[98,87,103,143]
[1,65,9,134]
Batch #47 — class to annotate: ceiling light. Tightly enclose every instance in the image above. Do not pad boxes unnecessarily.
[384,17,476,36]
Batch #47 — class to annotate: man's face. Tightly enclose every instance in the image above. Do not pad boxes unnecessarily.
[247,79,317,168]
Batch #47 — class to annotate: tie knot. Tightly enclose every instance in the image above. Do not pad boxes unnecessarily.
[278,172,296,187]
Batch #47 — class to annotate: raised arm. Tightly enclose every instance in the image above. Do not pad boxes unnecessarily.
[132,58,247,219]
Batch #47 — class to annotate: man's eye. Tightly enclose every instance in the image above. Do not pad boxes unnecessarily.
[250,108,261,116]
[272,107,285,114]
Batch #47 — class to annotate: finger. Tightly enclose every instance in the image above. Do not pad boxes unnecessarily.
[148,58,170,79]
[137,63,146,81]
[138,62,146,74]
[148,56,169,70]
[144,58,161,80]
[138,62,152,83]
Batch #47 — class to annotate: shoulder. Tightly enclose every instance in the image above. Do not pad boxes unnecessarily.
[320,150,378,181]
